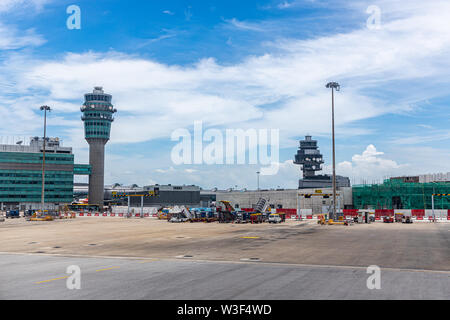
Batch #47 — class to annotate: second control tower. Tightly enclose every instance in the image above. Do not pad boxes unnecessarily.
[294,135,350,189]
[81,87,117,206]
[294,135,324,178]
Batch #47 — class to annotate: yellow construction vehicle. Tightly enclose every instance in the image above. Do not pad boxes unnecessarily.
[317,214,327,225]
[29,210,54,221]
[318,214,349,226]
[327,219,347,225]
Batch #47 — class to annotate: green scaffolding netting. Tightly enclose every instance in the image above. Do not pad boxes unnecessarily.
[352,179,450,210]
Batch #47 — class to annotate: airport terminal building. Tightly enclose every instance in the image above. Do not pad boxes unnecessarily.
[0,137,90,210]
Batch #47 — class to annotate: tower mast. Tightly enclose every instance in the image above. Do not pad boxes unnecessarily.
[81,87,117,207]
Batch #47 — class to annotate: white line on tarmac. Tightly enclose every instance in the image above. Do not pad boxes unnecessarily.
[1,251,449,275]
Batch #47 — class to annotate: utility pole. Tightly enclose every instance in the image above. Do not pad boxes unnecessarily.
[326,82,340,221]
[127,195,130,218]
[431,194,435,222]
[256,171,260,191]
[40,105,51,215]
[141,195,144,218]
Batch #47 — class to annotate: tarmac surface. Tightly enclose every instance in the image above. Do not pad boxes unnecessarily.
[0,218,449,299]
[0,253,448,300]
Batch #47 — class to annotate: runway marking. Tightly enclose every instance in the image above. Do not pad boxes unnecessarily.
[138,259,159,263]
[35,276,68,284]
[3,252,449,275]
[95,266,120,272]
[35,265,120,284]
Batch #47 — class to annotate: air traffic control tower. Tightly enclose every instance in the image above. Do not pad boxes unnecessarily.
[81,87,117,206]
[294,135,324,179]
[294,135,350,189]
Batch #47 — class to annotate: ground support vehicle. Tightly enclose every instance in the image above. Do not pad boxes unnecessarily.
[6,210,20,219]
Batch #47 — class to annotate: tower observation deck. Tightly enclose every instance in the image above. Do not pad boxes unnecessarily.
[81,87,117,206]
[294,135,324,178]
[294,135,350,189]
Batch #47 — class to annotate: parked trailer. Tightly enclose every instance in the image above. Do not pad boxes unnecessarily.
[6,210,20,219]
[235,211,251,224]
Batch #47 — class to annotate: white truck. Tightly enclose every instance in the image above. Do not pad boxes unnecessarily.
[268,213,282,224]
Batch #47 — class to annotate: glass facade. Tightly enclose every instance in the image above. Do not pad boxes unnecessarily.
[0,152,74,203]
[74,164,91,175]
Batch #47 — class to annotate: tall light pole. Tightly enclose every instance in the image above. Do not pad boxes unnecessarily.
[431,183,436,222]
[326,82,340,220]
[256,171,260,191]
[40,105,51,214]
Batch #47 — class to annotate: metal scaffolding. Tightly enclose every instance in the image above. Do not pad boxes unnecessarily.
[352,179,450,210]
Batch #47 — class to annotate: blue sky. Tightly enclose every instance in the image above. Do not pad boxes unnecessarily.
[1,0,449,189]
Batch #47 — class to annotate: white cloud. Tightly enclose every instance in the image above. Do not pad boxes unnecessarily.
[330,145,407,183]
[155,167,175,174]
[224,18,265,32]
[390,130,450,145]
[6,1,450,145]
[0,0,48,49]
[0,23,45,49]
[277,1,295,9]
[0,0,49,12]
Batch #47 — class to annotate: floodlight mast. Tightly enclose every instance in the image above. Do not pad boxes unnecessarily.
[256,171,260,191]
[39,105,51,215]
[325,82,340,221]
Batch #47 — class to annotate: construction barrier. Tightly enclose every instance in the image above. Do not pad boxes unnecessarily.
[277,208,297,219]
[375,209,394,218]
[412,209,425,218]
[68,210,450,221]
[343,209,358,216]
